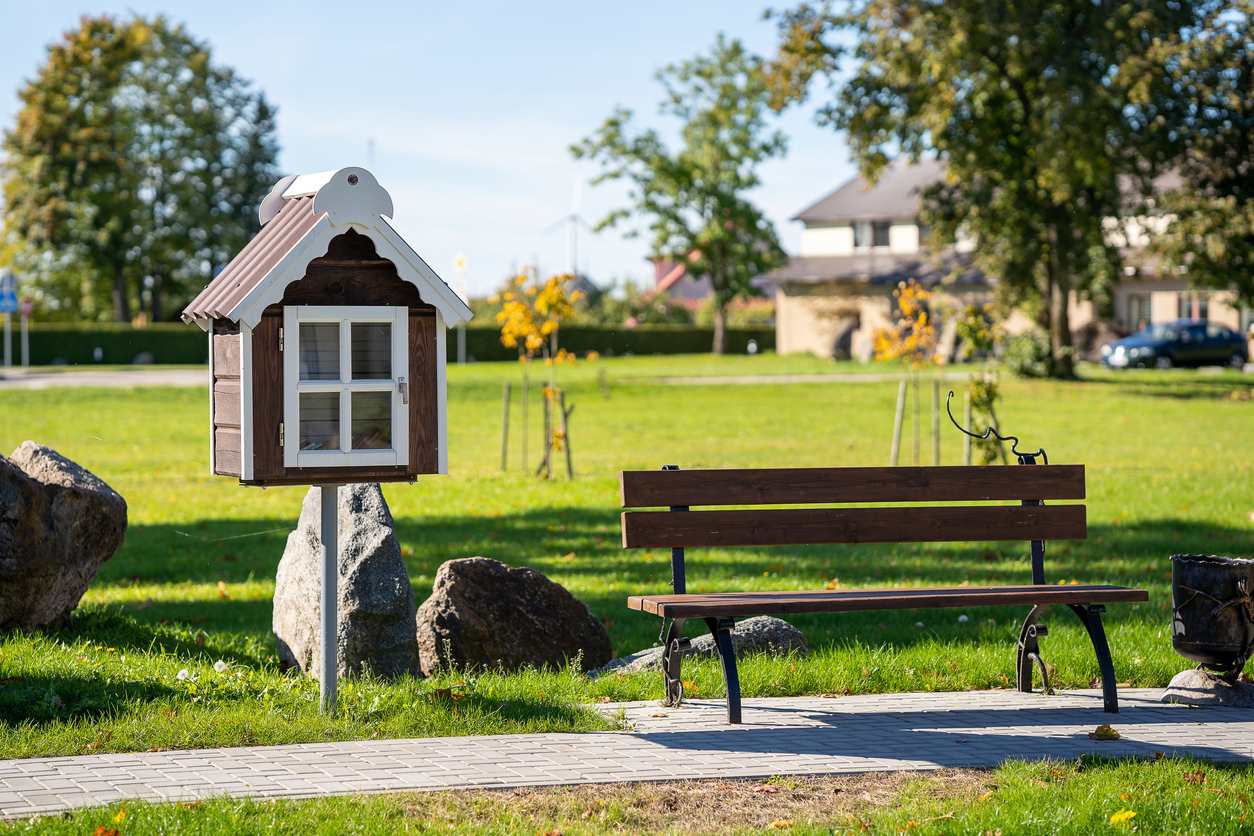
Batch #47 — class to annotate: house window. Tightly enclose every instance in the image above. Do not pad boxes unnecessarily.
[853,221,892,249]
[283,305,409,468]
[1128,295,1151,331]
[1178,292,1209,320]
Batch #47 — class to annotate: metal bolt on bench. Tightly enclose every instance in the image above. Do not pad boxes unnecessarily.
[620,403,1146,724]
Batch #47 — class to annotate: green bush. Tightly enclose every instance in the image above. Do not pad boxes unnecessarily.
[1001,330,1054,378]
[450,325,775,361]
[25,323,208,365]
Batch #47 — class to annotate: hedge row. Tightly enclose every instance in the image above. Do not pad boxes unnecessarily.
[15,324,775,366]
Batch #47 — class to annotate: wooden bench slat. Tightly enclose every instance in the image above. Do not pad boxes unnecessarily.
[621,504,1086,549]
[628,584,1147,618]
[620,465,1086,508]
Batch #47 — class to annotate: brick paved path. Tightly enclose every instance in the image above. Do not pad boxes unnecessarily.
[2,689,1251,819]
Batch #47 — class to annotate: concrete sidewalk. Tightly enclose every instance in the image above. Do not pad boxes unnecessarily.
[0,368,207,390]
[2,688,1251,819]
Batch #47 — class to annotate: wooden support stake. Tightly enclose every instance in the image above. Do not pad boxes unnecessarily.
[520,368,529,473]
[932,378,940,466]
[963,391,973,465]
[911,375,920,466]
[561,391,574,480]
[500,381,511,471]
[890,380,906,466]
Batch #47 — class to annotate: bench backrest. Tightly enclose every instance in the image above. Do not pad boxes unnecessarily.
[619,464,1087,590]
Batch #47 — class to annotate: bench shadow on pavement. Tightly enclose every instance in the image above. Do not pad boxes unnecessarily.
[624,700,1254,765]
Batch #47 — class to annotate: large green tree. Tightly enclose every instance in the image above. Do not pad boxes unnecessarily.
[1149,0,1254,310]
[768,1,1205,377]
[572,35,786,354]
[2,15,278,322]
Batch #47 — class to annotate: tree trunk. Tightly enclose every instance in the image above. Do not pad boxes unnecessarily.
[711,302,727,355]
[151,266,163,323]
[1046,224,1075,379]
[113,265,130,323]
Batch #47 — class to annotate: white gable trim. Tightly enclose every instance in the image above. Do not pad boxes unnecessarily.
[230,221,472,329]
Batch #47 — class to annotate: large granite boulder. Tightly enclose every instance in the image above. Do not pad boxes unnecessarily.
[1162,668,1254,707]
[416,557,611,675]
[0,442,127,629]
[590,616,809,677]
[273,484,420,680]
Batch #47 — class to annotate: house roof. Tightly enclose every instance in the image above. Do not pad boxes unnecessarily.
[182,167,472,330]
[754,248,985,288]
[793,159,945,224]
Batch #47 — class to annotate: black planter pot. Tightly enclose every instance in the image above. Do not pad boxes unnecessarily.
[1171,553,1254,681]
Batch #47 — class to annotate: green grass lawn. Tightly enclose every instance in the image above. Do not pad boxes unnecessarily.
[0,355,1252,760]
[2,757,1252,835]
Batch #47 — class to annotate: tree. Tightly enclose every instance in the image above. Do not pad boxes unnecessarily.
[1149,1,1254,309]
[767,1,1205,377]
[2,15,279,321]
[572,35,786,354]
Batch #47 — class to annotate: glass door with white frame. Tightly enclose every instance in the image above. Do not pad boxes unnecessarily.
[283,306,409,468]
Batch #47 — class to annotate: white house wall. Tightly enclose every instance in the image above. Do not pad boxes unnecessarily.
[800,225,855,256]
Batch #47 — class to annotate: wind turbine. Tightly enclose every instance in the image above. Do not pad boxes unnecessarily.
[544,176,593,277]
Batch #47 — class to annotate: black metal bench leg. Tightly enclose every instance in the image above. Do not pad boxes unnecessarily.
[1069,604,1119,713]
[659,618,688,707]
[1016,605,1053,695]
[704,617,741,724]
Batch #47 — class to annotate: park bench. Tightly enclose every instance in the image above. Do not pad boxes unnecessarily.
[621,461,1148,724]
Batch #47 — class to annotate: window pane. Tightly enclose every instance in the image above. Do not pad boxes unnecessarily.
[351,391,392,450]
[351,322,392,380]
[873,221,891,247]
[299,392,340,450]
[299,323,340,380]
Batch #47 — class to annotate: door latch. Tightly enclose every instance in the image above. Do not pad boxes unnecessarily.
[398,377,409,405]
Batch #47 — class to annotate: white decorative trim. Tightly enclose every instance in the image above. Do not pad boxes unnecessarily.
[311,168,394,226]
[240,322,254,482]
[232,222,471,330]
[436,310,447,475]
[283,306,408,469]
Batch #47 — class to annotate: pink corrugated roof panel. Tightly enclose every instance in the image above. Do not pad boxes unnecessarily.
[182,197,323,323]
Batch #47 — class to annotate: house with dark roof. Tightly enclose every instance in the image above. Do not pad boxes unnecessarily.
[761,160,1254,360]
[756,159,988,360]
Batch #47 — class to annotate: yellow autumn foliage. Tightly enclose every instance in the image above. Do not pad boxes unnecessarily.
[873,279,939,368]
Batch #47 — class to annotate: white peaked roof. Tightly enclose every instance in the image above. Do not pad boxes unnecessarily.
[182,167,473,330]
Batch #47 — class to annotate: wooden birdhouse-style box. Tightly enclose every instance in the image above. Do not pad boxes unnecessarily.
[182,168,472,486]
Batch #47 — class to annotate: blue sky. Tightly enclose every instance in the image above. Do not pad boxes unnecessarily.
[1,1,857,298]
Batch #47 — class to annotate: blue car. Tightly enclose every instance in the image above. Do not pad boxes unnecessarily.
[1100,319,1249,369]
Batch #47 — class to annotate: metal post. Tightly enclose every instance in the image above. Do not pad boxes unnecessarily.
[889,380,906,466]
[20,313,28,369]
[2,313,9,368]
[319,484,340,714]
[963,392,972,466]
[500,381,511,470]
[931,378,940,466]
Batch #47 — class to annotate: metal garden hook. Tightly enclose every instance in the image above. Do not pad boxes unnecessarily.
[945,390,1047,464]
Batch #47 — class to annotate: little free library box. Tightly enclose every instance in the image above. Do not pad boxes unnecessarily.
[182,167,472,486]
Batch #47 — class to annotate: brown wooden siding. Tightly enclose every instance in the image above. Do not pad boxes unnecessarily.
[251,310,284,482]
[211,320,243,477]
[410,311,439,474]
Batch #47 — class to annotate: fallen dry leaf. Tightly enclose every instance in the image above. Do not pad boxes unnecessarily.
[137,598,152,610]
[582,806,595,819]
[976,790,994,802]
[648,713,667,718]
[599,696,612,703]
[1088,724,1121,740]
[92,828,118,836]
[767,819,794,830]
[818,693,838,699]
[1184,769,1206,784]
[752,784,779,794]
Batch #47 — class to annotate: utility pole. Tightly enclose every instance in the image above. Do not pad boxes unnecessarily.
[453,254,467,364]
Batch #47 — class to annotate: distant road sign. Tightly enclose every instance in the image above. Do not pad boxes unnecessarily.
[19,298,34,318]
[0,293,15,314]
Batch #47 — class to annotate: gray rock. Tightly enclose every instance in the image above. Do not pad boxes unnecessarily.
[0,442,127,629]
[416,557,611,675]
[1162,668,1254,707]
[590,616,809,677]
[273,484,420,680]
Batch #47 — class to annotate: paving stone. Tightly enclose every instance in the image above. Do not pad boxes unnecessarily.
[3,689,1254,817]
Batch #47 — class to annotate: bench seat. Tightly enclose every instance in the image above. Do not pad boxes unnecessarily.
[629,584,1148,619]
[620,463,1147,723]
